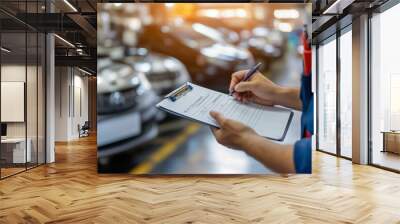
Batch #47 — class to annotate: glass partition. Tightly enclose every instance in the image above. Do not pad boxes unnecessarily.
[26,0,45,169]
[1,30,28,177]
[339,28,352,158]
[317,36,337,154]
[0,1,46,179]
[38,32,46,165]
[27,31,38,169]
[370,3,400,171]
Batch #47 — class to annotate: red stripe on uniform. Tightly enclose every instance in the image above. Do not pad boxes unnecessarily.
[303,130,312,138]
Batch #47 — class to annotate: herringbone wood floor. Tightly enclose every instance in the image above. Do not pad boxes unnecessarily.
[1,135,400,223]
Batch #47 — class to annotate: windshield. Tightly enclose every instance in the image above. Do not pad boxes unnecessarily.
[192,23,224,42]
[172,24,215,48]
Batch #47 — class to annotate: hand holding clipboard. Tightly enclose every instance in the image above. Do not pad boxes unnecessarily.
[157,82,293,141]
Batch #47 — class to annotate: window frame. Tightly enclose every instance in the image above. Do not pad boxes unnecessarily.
[315,22,353,160]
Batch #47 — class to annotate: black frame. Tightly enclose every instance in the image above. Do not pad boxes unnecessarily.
[0,0,48,180]
[337,24,353,160]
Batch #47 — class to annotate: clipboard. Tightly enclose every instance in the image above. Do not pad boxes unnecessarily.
[156,82,293,141]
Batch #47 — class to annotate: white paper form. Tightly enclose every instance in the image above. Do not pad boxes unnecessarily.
[157,82,293,141]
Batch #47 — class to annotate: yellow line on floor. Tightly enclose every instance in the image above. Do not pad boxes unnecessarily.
[131,123,201,174]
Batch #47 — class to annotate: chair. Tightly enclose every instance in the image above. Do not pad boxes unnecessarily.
[78,121,90,138]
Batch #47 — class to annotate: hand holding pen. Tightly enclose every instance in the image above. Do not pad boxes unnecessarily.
[229,63,282,106]
[229,62,262,96]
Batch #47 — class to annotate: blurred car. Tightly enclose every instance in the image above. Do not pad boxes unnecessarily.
[240,27,286,69]
[97,62,159,158]
[98,42,125,61]
[124,48,191,95]
[185,17,242,44]
[137,23,254,91]
[189,22,240,45]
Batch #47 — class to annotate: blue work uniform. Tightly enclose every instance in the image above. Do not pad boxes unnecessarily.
[293,73,313,173]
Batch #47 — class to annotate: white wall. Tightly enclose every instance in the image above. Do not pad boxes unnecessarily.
[73,73,89,137]
[1,66,26,138]
[54,67,89,141]
[55,66,69,141]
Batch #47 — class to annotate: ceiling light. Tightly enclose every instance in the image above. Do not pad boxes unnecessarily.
[323,0,354,15]
[1,47,11,53]
[198,9,219,18]
[78,67,92,76]
[63,0,78,12]
[276,22,293,32]
[197,9,247,18]
[273,9,299,19]
[54,34,75,48]
[220,9,247,18]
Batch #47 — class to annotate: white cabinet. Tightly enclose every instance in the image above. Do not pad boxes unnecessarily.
[1,138,32,163]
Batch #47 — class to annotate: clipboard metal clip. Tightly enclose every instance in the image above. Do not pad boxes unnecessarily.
[165,83,193,102]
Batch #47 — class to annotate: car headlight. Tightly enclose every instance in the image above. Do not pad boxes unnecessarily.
[164,58,191,84]
[134,62,151,73]
[163,58,179,71]
[97,63,143,114]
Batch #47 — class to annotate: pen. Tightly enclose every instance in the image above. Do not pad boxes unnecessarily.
[229,62,262,96]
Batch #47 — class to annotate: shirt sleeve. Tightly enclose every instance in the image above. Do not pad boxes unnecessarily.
[300,75,312,111]
[293,138,312,173]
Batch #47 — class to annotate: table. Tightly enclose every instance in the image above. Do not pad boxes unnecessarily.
[381,131,400,154]
[1,138,32,164]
